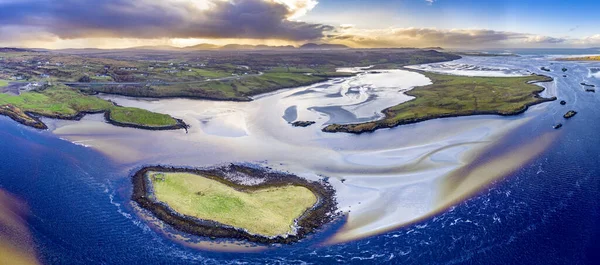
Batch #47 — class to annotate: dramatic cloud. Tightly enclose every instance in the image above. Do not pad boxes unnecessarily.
[0,0,591,49]
[0,0,330,41]
[327,27,569,48]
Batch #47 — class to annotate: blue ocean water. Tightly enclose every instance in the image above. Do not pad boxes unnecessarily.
[1,54,600,264]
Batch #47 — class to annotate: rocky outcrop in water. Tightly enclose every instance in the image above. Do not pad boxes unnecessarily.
[564,110,578,119]
[291,121,316,127]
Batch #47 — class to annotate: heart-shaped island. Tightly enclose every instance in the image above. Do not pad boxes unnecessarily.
[132,165,338,244]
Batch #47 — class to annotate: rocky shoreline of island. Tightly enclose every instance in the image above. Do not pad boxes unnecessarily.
[0,105,188,131]
[131,165,338,245]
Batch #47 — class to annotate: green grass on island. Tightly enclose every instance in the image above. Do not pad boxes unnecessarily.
[109,107,177,127]
[324,72,555,134]
[0,80,8,88]
[0,85,180,128]
[149,172,318,237]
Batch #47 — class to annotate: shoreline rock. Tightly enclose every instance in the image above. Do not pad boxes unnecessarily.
[291,121,316,127]
[581,82,595,87]
[564,110,578,119]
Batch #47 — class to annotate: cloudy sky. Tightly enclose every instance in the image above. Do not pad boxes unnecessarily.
[1,0,599,49]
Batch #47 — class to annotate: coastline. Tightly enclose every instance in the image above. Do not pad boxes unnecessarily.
[131,165,338,245]
[0,107,188,131]
[73,73,355,102]
[322,70,556,134]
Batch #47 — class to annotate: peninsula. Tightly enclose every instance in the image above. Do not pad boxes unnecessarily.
[0,84,185,130]
[323,71,555,134]
[557,56,600,61]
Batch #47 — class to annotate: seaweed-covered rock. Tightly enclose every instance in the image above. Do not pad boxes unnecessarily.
[564,110,578,119]
[291,121,316,127]
[581,82,595,87]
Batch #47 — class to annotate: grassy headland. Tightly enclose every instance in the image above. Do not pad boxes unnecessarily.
[0,85,183,130]
[150,172,317,237]
[557,56,600,61]
[0,80,8,87]
[324,71,555,134]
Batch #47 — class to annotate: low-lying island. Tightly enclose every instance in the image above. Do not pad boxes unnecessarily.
[132,165,337,244]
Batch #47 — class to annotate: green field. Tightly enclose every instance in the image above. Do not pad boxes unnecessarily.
[0,80,8,87]
[324,72,554,133]
[0,85,179,128]
[150,172,318,237]
[108,107,177,127]
[91,72,330,100]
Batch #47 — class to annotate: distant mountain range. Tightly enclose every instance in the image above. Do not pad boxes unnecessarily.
[423,47,444,50]
[0,47,36,52]
[128,43,350,51]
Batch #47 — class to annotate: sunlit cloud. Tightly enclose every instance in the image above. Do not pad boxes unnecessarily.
[327,27,575,48]
[271,0,319,19]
